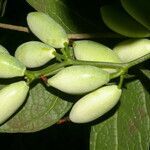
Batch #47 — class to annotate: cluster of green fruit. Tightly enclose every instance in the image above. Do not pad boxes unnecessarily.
[0,12,149,125]
[101,0,150,37]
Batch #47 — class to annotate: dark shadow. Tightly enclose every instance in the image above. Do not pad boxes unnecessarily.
[0,123,90,150]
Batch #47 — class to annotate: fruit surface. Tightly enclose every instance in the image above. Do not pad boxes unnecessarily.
[0,45,9,54]
[73,40,122,72]
[15,41,56,68]
[113,39,150,62]
[73,40,121,62]
[48,65,110,94]
[69,85,122,123]
[27,12,68,48]
[0,53,26,78]
[0,81,29,124]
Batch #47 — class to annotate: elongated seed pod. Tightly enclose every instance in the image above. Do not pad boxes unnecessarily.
[73,40,122,72]
[113,39,150,62]
[15,41,56,68]
[73,40,121,62]
[0,81,29,124]
[69,85,122,123]
[48,65,110,94]
[27,12,69,48]
[0,45,9,54]
[0,53,26,78]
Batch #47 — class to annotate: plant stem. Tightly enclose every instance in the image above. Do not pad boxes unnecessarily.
[70,60,124,69]
[31,62,68,77]
[25,60,124,83]
[68,33,124,39]
[0,23,29,32]
[118,75,125,89]
[0,23,124,39]
[25,53,150,83]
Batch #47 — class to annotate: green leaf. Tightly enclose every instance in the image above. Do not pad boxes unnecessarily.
[0,0,7,17]
[90,80,150,150]
[26,0,101,33]
[140,69,150,80]
[0,82,72,132]
[100,5,150,38]
[121,0,150,30]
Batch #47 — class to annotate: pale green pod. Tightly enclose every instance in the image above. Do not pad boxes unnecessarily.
[0,81,29,124]
[48,65,110,94]
[69,85,121,123]
[100,5,150,37]
[121,0,150,30]
[27,12,69,48]
[0,53,26,78]
[73,40,121,62]
[0,44,9,54]
[15,41,56,68]
[113,39,150,62]
[73,40,122,72]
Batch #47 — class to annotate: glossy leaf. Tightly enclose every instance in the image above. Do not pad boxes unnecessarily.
[0,82,72,132]
[26,0,100,33]
[100,5,150,38]
[90,80,150,150]
[121,0,150,30]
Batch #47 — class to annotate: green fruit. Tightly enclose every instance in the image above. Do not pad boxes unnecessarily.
[100,5,150,37]
[121,0,150,30]
[113,39,150,62]
[0,81,29,124]
[73,40,121,72]
[0,53,26,78]
[15,41,56,68]
[73,40,121,62]
[27,12,69,48]
[69,85,121,123]
[48,65,110,94]
[0,45,9,54]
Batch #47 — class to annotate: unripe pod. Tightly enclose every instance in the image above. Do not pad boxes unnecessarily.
[73,40,122,72]
[69,85,121,123]
[27,12,69,48]
[0,53,26,78]
[0,45,9,54]
[48,65,110,94]
[15,41,56,68]
[113,39,150,62]
[0,81,29,124]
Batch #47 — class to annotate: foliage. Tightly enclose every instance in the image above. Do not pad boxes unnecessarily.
[0,0,149,150]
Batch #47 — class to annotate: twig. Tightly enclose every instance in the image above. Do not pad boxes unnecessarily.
[68,33,124,39]
[0,23,125,39]
[0,23,29,33]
